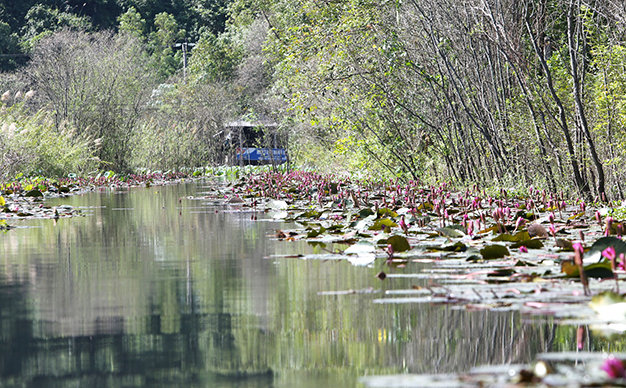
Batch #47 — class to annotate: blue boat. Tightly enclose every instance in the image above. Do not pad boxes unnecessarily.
[236,147,288,163]
[226,120,288,165]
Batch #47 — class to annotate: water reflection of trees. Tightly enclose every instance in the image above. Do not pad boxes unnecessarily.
[0,183,623,385]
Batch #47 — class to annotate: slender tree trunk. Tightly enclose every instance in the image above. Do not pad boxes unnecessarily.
[567,0,606,199]
[525,15,590,198]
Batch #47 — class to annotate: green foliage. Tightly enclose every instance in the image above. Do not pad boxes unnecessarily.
[132,81,234,169]
[0,20,24,71]
[24,30,155,172]
[148,12,184,79]
[21,5,93,48]
[118,6,146,39]
[0,104,96,179]
[593,44,626,157]
[130,119,204,170]
[188,31,244,83]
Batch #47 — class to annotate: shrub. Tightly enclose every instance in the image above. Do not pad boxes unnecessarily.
[0,103,96,179]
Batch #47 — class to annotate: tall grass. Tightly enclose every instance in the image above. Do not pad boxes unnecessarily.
[0,103,97,179]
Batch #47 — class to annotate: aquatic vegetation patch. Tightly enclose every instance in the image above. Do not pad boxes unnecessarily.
[191,171,626,327]
[0,171,193,224]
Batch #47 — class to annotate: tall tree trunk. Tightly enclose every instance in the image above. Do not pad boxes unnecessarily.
[567,0,606,199]
[524,15,590,198]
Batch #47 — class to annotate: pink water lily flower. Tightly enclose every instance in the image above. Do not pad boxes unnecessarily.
[601,356,626,379]
[603,246,617,262]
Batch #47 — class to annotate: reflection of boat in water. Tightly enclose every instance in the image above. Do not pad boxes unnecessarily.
[226,120,288,166]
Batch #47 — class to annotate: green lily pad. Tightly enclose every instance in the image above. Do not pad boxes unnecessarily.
[386,235,411,252]
[437,226,465,238]
[562,260,613,279]
[307,226,326,238]
[587,236,626,262]
[24,189,43,197]
[437,241,467,252]
[493,231,530,242]
[479,244,510,260]
[358,208,374,218]
[377,208,398,218]
[511,239,544,249]
[370,218,397,231]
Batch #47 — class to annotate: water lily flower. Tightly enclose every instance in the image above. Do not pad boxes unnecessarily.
[603,246,617,262]
[606,216,614,236]
[399,215,409,235]
[601,356,626,379]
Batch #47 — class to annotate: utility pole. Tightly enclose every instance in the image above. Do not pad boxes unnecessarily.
[174,41,196,81]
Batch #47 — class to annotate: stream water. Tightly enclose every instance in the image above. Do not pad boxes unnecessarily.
[0,181,591,387]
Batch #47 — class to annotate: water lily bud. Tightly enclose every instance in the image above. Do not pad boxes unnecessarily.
[572,242,584,266]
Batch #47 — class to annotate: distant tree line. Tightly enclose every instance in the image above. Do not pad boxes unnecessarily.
[1,0,626,200]
[0,0,231,73]
[228,0,626,199]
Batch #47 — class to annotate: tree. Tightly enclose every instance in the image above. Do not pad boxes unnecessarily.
[118,6,145,39]
[21,4,92,47]
[149,12,183,79]
[0,20,24,71]
[23,30,155,171]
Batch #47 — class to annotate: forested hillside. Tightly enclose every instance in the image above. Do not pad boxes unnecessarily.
[0,0,625,199]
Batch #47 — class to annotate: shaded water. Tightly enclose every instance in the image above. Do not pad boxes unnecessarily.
[0,182,606,387]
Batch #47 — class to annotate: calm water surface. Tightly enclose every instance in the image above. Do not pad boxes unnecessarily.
[0,182,599,387]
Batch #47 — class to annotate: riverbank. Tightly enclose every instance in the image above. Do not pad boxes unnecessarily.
[0,171,193,227]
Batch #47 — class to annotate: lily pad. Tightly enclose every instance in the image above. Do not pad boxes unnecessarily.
[480,244,510,260]
[437,226,465,238]
[493,231,530,242]
[587,237,626,262]
[377,208,398,218]
[344,241,376,254]
[24,189,43,197]
[561,260,613,279]
[268,200,288,210]
[369,218,397,231]
[511,239,544,249]
[387,235,411,252]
